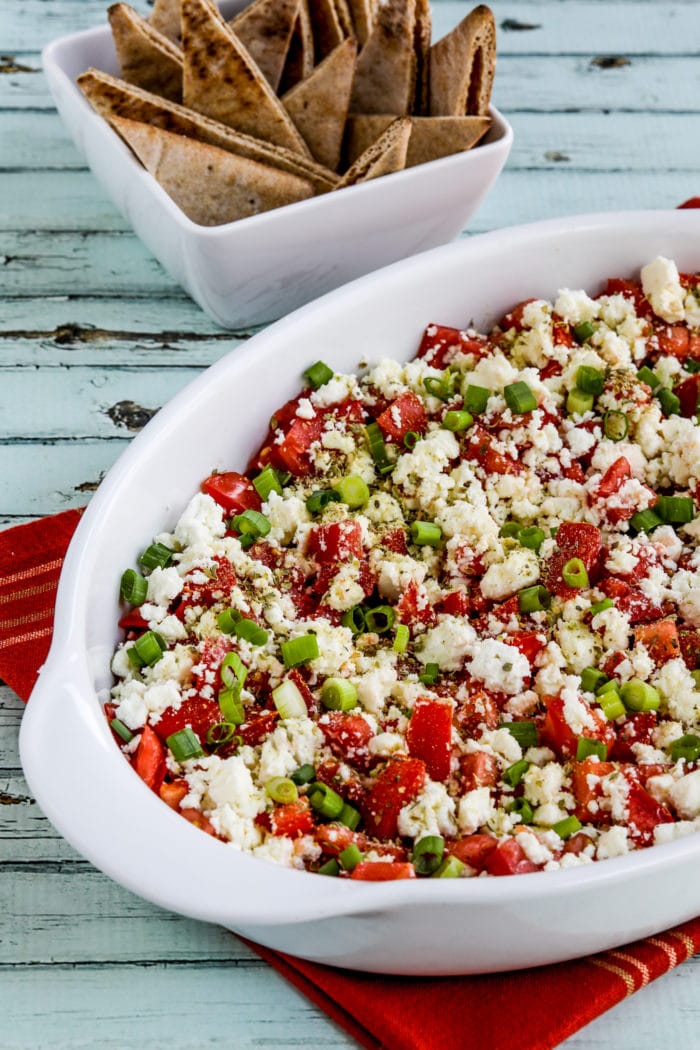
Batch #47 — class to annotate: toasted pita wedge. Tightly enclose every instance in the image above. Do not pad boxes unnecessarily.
[181,0,310,155]
[336,116,410,187]
[413,0,431,115]
[229,0,300,92]
[150,0,181,43]
[109,3,183,102]
[110,116,313,225]
[429,5,496,118]
[349,0,416,116]
[345,0,373,46]
[279,0,315,92]
[345,114,491,168]
[78,68,338,193]
[283,38,356,170]
[307,0,346,61]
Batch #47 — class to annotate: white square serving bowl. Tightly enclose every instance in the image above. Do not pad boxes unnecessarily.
[19,209,700,976]
[42,1,513,329]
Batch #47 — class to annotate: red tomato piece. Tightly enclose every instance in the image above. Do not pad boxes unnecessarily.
[540,694,616,760]
[350,861,417,881]
[271,798,315,838]
[545,521,603,598]
[678,198,700,210]
[406,699,453,782]
[509,630,546,665]
[118,608,149,632]
[238,710,279,746]
[633,620,680,665]
[447,833,498,870]
[626,779,673,846]
[376,391,428,443]
[678,628,700,670]
[315,757,367,806]
[363,757,426,839]
[437,590,470,617]
[179,809,217,836]
[381,527,408,554]
[463,425,521,476]
[563,832,593,856]
[570,758,616,823]
[675,375,700,418]
[179,557,238,613]
[602,278,653,319]
[395,579,437,629]
[315,824,407,861]
[483,838,538,876]
[153,696,223,743]
[286,669,317,715]
[501,298,537,331]
[416,324,489,368]
[459,751,499,792]
[133,725,166,792]
[271,399,365,477]
[656,325,689,358]
[610,712,658,762]
[320,712,374,772]
[454,690,500,737]
[202,472,262,514]
[540,360,563,380]
[552,317,574,347]
[159,779,189,810]
[596,456,631,498]
[307,520,363,564]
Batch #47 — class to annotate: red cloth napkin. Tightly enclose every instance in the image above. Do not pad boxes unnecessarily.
[2,508,700,1050]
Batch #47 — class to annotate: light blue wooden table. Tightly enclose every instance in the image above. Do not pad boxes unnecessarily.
[3,1,700,1046]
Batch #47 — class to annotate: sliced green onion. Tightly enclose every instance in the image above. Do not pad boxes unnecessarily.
[518,585,552,614]
[500,521,522,539]
[410,520,442,546]
[217,608,241,635]
[669,734,700,762]
[290,763,316,785]
[575,364,605,395]
[502,759,530,787]
[337,803,361,830]
[232,509,271,546]
[218,688,246,725]
[573,322,596,344]
[334,474,370,509]
[318,859,340,876]
[655,495,695,525]
[266,776,299,804]
[463,384,491,414]
[519,526,545,552]
[206,722,237,747]
[504,721,538,748]
[552,815,582,839]
[393,623,410,653]
[234,617,269,646]
[321,677,359,711]
[272,678,308,719]
[630,508,662,533]
[576,737,608,761]
[567,389,595,416]
[599,692,625,720]
[308,782,345,820]
[508,797,534,824]
[412,835,445,876]
[432,856,465,878]
[504,381,537,414]
[252,465,283,501]
[341,606,366,635]
[110,717,134,743]
[419,663,440,686]
[365,422,393,474]
[303,360,334,389]
[127,630,166,668]
[167,727,204,763]
[423,375,453,401]
[686,360,700,374]
[403,430,421,450]
[281,633,319,668]
[364,606,395,634]
[596,679,620,697]
[692,670,700,690]
[589,598,614,617]
[637,366,661,392]
[603,409,629,442]
[220,651,247,691]
[657,387,681,417]
[580,667,608,693]
[339,843,364,871]
[139,541,173,571]
[620,679,661,712]
[120,569,148,606]
[442,410,473,432]
[562,557,589,589]
[306,488,342,515]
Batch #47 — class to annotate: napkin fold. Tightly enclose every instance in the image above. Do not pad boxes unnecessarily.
[2,508,700,1050]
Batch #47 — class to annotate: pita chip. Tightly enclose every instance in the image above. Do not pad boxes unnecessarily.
[110,116,314,225]
[229,0,300,93]
[345,113,491,167]
[307,0,346,61]
[181,0,311,155]
[429,5,496,118]
[349,0,417,116]
[413,0,431,115]
[345,0,374,47]
[108,3,183,102]
[150,0,181,43]
[279,0,315,93]
[78,68,338,194]
[282,38,357,171]
[336,116,410,187]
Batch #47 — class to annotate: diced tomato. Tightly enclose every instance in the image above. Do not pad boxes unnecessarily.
[406,699,452,782]
[656,325,689,358]
[119,608,149,632]
[315,757,366,806]
[483,838,539,876]
[459,751,499,791]
[501,298,537,331]
[454,690,500,736]
[509,630,546,665]
[540,693,616,760]
[178,557,238,614]
[437,590,470,617]
[320,712,374,772]
[540,359,563,380]
[463,424,521,476]
[315,824,407,862]
[571,758,616,823]
[447,833,498,870]
[678,628,700,670]
[600,578,663,625]
[350,861,416,881]
[133,724,166,792]
[626,779,673,846]
[676,375,700,418]
[363,757,426,839]
[545,521,603,599]
[562,460,586,483]
[678,198,700,210]
[610,712,658,762]
[633,620,680,665]
[602,278,653,319]
[376,391,428,443]
[596,456,631,498]
[381,527,408,555]
[416,324,489,368]
[202,472,261,515]
[307,520,363,564]
[563,832,593,856]
[238,710,279,746]
[179,808,217,836]
[552,317,574,347]
[286,668,317,716]
[271,798,315,838]
[159,779,189,809]
[264,398,364,477]
[395,579,437,629]
[153,696,223,743]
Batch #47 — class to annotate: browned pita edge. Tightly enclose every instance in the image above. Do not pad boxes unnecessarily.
[336,115,410,187]
[413,0,431,115]
[150,0,181,43]
[345,0,373,46]
[345,113,491,168]
[307,0,347,62]
[279,0,315,93]
[108,3,183,102]
[109,115,313,226]
[180,0,311,156]
[229,0,300,93]
[429,4,496,118]
[282,38,357,171]
[349,0,417,116]
[77,68,338,194]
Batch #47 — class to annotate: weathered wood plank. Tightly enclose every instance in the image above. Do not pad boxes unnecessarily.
[0,441,128,517]
[0,295,226,337]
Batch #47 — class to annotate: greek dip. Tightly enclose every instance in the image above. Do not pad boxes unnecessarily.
[109,256,700,881]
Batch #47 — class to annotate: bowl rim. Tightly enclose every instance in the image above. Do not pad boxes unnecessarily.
[19,207,700,930]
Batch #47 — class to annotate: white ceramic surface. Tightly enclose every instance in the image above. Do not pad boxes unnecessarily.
[41,1,512,330]
[20,210,700,975]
